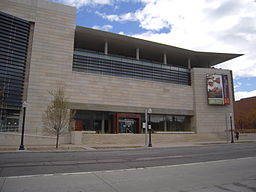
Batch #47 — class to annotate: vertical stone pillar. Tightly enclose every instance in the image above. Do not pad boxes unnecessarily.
[101,113,105,134]
[136,48,140,60]
[163,53,167,64]
[188,58,191,69]
[104,41,108,55]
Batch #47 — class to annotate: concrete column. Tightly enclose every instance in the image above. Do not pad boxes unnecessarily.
[164,120,167,132]
[188,58,191,69]
[136,48,140,60]
[71,131,82,145]
[163,53,167,64]
[101,113,105,134]
[104,41,108,55]
[108,119,111,133]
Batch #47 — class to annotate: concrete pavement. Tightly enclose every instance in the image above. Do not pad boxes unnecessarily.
[1,132,255,152]
[1,156,256,192]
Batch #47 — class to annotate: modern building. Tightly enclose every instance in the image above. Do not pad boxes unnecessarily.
[0,0,242,146]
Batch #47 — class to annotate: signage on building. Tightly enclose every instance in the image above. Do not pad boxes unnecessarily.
[206,74,230,105]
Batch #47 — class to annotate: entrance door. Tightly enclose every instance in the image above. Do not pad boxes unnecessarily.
[113,113,141,134]
[119,118,137,133]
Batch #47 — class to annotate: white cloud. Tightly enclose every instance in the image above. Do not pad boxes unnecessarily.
[52,0,113,8]
[96,11,136,22]
[92,24,113,31]
[235,90,256,101]
[51,0,134,8]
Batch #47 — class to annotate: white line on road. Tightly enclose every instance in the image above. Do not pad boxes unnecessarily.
[136,155,183,161]
[4,156,256,179]
[7,174,54,179]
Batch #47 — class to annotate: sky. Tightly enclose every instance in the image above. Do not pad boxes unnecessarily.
[50,0,256,101]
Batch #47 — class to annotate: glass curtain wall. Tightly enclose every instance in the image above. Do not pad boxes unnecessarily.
[149,114,191,132]
[73,50,191,85]
[73,110,113,133]
[73,110,191,133]
[0,11,30,132]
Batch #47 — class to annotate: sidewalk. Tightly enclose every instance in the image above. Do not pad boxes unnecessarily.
[0,139,255,152]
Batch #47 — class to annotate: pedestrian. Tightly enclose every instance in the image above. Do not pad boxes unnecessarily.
[235,131,239,140]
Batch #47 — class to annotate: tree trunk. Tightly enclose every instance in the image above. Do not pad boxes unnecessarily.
[56,128,59,148]
[56,110,62,149]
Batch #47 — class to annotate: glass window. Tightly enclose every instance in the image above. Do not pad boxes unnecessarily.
[0,11,30,131]
[150,115,165,132]
[74,110,112,133]
[0,109,20,132]
[147,114,191,132]
[73,50,191,86]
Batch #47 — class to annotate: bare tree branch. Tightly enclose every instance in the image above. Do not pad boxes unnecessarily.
[42,87,74,148]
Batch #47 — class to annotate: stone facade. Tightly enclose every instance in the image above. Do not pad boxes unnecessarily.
[68,72,194,114]
[192,68,234,139]
[0,0,76,134]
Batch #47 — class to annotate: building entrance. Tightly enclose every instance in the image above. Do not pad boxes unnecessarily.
[73,110,142,134]
[119,118,137,133]
[113,113,141,134]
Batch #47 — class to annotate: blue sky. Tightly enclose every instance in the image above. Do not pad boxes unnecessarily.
[50,0,256,100]
[76,1,149,34]
[74,1,171,35]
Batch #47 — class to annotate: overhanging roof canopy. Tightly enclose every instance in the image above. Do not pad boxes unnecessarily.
[74,26,242,68]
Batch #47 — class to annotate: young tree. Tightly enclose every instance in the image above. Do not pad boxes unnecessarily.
[42,87,73,148]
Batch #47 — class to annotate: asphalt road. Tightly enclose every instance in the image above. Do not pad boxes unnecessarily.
[1,157,256,192]
[0,142,256,177]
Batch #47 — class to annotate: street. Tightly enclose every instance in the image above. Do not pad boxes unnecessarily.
[0,143,256,191]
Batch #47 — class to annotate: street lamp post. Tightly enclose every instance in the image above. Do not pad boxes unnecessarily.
[19,101,27,150]
[147,108,152,147]
[230,113,234,143]
[144,107,152,147]
[148,110,152,147]
[144,109,148,147]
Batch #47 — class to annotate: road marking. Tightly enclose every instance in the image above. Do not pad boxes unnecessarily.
[61,172,92,176]
[136,155,183,161]
[4,156,256,179]
[153,156,256,170]
[7,174,54,179]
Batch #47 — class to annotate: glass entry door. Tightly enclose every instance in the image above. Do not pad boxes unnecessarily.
[114,113,142,134]
[119,118,136,133]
